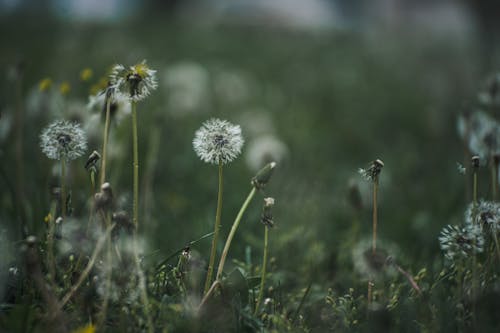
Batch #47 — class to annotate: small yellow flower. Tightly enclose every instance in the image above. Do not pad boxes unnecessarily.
[44,213,52,224]
[71,324,95,333]
[80,68,93,81]
[39,78,52,92]
[60,81,71,96]
[89,76,108,95]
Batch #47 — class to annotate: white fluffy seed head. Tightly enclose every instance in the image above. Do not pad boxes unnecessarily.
[109,60,158,102]
[40,120,87,161]
[193,118,244,165]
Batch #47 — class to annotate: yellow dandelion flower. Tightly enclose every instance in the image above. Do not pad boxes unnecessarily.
[60,81,71,96]
[71,324,95,333]
[80,68,93,82]
[39,78,52,92]
[44,213,52,224]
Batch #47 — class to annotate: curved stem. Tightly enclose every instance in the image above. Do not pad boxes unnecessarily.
[254,225,269,315]
[100,98,112,186]
[204,162,224,294]
[216,186,257,280]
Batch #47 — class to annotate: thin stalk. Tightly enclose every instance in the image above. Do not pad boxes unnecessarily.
[47,202,57,282]
[491,158,497,201]
[204,162,224,294]
[132,101,139,229]
[473,168,478,204]
[97,212,112,330]
[492,231,500,261]
[133,239,154,333]
[60,223,115,308]
[100,98,112,186]
[216,186,257,280]
[61,158,66,218]
[372,178,378,254]
[254,225,269,315]
[14,70,26,237]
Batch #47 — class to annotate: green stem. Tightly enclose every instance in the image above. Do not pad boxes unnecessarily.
[254,225,269,315]
[47,202,57,282]
[473,169,478,205]
[204,162,224,294]
[216,186,257,281]
[61,158,66,219]
[100,98,112,186]
[132,101,139,229]
[97,212,112,330]
[492,231,500,262]
[372,178,378,255]
[134,239,154,333]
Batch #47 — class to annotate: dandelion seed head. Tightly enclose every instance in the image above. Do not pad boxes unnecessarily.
[352,239,397,280]
[193,118,244,165]
[358,159,384,182]
[465,200,500,232]
[439,224,484,261]
[40,120,87,161]
[109,61,158,102]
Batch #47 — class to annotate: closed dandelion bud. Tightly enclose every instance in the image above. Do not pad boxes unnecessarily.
[252,162,276,190]
[471,155,480,169]
[25,235,37,247]
[84,150,101,171]
[261,197,275,227]
[358,159,384,182]
[94,182,113,211]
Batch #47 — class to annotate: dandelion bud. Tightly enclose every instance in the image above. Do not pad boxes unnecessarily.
[471,155,480,169]
[261,197,275,227]
[94,182,113,211]
[84,150,101,171]
[252,162,276,190]
[26,235,37,247]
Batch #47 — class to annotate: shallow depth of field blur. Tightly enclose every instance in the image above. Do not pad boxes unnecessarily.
[2,1,500,332]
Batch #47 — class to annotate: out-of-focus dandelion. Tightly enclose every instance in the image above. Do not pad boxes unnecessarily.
[39,77,52,92]
[80,68,93,82]
[456,162,466,175]
[193,118,244,165]
[59,81,71,96]
[478,72,500,108]
[439,224,484,262]
[245,135,288,172]
[109,61,158,102]
[352,239,397,280]
[40,120,87,161]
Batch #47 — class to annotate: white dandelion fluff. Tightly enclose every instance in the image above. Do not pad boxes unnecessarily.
[193,118,244,165]
[40,120,87,161]
[109,61,158,102]
[358,159,384,182]
[465,200,500,232]
[439,224,484,261]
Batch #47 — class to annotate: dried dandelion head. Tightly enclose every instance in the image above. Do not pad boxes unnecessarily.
[358,159,384,182]
[109,61,158,102]
[193,118,244,165]
[465,200,500,232]
[40,120,87,161]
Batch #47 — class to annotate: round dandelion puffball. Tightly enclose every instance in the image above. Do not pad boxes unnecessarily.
[193,118,244,165]
[40,120,87,161]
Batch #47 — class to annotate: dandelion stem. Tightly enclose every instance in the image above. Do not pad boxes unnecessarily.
[216,186,257,281]
[204,162,224,294]
[493,156,499,201]
[47,202,57,283]
[97,212,112,330]
[100,97,112,186]
[372,178,378,255]
[473,168,478,205]
[133,239,154,333]
[132,101,139,229]
[60,223,115,308]
[61,158,66,219]
[254,225,269,315]
[492,231,500,262]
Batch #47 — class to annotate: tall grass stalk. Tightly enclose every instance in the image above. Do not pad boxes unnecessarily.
[204,162,224,294]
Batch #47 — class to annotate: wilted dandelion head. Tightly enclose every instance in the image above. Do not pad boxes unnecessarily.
[40,120,87,161]
[439,224,484,261]
[109,61,158,102]
[193,118,244,165]
[465,200,500,232]
[358,159,384,182]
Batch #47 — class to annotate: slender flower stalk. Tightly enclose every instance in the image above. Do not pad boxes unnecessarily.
[193,118,244,294]
[132,101,139,229]
[100,93,112,186]
[472,156,479,204]
[493,155,499,201]
[359,158,384,305]
[255,197,275,315]
[204,161,223,293]
[216,162,276,281]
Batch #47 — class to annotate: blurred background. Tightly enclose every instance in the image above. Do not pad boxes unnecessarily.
[1,0,500,295]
